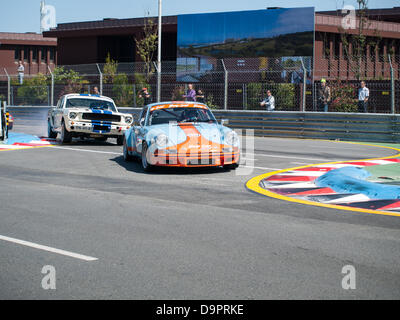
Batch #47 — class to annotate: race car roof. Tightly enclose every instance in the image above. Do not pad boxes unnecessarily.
[150,102,209,112]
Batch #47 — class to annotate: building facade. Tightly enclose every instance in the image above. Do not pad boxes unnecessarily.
[0,32,57,76]
[41,7,400,81]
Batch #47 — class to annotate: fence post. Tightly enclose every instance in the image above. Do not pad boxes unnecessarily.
[301,58,306,112]
[4,69,10,106]
[133,84,137,108]
[221,59,228,110]
[96,64,103,95]
[48,66,54,107]
[388,54,395,114]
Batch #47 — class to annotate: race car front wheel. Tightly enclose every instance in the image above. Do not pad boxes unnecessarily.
[123,137,134,162]
[47,120,57,139]
[141,143,153,172]
[61,121,72,143]
[116,135,123,146]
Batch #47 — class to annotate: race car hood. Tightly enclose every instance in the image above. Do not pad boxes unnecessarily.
[146,122,237,148]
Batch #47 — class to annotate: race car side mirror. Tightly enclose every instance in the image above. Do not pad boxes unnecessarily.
[221,119,229,126]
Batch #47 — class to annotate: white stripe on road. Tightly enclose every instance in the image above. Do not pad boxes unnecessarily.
[50,146,122,155]
[0,235,98,262]
[244,152,339,162]
[242,165,282,171]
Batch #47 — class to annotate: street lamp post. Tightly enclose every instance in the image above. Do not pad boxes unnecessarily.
[157,0,162,102]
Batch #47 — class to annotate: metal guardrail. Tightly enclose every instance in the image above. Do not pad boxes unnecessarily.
[212,110,400,143]
[6,106,400,143]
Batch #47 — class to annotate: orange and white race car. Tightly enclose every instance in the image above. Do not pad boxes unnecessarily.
[123,102,240,171]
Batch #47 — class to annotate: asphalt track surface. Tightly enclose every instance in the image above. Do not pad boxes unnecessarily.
[1,119,400,299]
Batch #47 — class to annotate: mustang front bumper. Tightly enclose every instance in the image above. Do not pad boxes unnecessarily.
[66,120,130,136]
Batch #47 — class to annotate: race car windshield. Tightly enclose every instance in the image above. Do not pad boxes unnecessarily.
[65,98,117,111]
[149,107,217,125]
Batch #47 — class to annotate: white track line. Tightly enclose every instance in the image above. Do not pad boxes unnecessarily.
[244,152,340,162]
[50,146,122,155]
[0,235,98,262]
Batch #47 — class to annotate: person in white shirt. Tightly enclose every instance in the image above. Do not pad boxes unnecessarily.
[358,81,369,113]
[260,90,275,111]
[17,61,24,85]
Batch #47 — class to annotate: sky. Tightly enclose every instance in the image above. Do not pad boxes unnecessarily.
[1,0,400,34]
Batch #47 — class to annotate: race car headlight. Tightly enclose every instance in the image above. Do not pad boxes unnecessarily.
[224,131,239,146]
[155,134,168,148]
[69,112,78,120]
[125,116,133,124]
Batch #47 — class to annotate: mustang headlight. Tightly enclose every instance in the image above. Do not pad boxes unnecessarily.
[125,116,133,124]
[69,112,78,120]
[224,131,239,146]
[155,134,168,148]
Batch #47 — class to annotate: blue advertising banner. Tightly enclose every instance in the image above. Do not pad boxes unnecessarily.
[177,7,315,82]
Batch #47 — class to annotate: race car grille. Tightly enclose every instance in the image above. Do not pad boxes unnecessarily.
[82,113,121,122]
[187,159,216,166]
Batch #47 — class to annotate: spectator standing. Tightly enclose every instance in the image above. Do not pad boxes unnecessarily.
[183,84,196,102]
[139,87,152,106]
[317,78,331,112]
[93,86,100,95]
[260,90,275,111]
[196,89,205,103]
[358,81,369,113]
[17,61,24,85]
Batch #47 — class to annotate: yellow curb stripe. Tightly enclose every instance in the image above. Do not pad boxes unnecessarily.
[0,145,52,152]
[246,141,400,218]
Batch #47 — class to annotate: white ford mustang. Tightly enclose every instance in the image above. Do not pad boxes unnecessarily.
[48,93,133,144]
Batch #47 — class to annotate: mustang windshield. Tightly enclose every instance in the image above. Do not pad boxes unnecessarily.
[66,98,117,112]
[149,107,217,125]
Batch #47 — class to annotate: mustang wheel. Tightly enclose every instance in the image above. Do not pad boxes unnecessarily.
[47,120,57,139]
[60,121,72,143]
[123,137,134,162]
[141,143,153,172]
[95,137,108,142]
[116,135,123,146]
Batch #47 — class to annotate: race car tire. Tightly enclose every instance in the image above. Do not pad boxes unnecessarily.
[47,120,57,138]
[116,135,124,146]
[141,143,153,172]
[95,137,108,142]
[223,163,239,170]
[61,121,72,143]
[123,137,134,162]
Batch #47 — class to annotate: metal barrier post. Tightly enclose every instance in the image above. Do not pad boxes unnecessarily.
[4,69,10,106]
[0,100,3,141]
[222,59,228,110]
[388,54,395,114]
[133,83,137,107]
[96,63,103,95]
[301,58,306,112]
[48,66,54,107]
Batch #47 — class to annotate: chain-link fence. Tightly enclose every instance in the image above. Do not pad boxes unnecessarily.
[1,55,399,113]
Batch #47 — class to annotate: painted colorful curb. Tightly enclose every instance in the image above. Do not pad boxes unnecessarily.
[0,133,58,152]
[246,142,400,217]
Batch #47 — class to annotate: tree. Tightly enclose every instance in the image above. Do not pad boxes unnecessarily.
[135,15,158,82]
[103,53,118,84]
[338,0,379,80]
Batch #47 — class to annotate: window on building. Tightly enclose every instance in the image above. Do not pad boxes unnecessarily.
[23,46,29,61]
[334,34,341,59]
[32,47,38,62]
[322,33,330,58]
[41,47,47,63]
[14,47,21,61]
[49,47,55,62]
